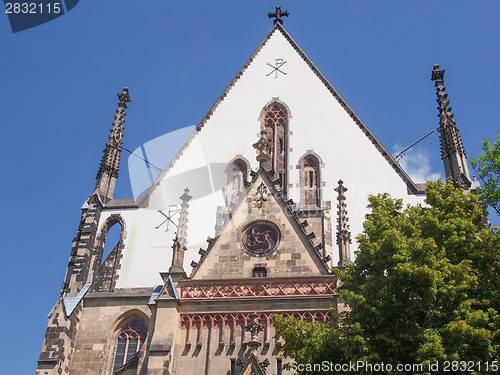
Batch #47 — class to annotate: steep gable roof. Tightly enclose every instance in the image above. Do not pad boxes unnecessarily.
[190,167,331,279]
[139,23,422,207]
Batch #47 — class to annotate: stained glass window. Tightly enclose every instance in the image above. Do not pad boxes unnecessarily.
[113,319,147,373]
[243,223,279,255]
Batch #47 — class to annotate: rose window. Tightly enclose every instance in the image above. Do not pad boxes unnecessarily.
[243,222,280,255]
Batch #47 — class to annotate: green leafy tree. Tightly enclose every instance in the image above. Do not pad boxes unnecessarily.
[274,181,500,374]
[471,133,500,216]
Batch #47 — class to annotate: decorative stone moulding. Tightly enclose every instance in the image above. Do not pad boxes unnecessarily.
[181,277,336,300]
[179,310,330,329]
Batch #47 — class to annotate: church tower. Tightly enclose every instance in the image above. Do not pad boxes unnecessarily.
[36,10,448,375]
[36,88,131,375]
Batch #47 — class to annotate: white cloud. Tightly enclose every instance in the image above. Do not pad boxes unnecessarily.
[393,145,442,183]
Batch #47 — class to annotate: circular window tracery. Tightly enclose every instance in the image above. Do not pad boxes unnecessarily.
[243,222,280,255]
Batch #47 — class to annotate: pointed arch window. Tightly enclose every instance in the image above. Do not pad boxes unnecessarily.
[262,103,288,188]
[101,222,122,266]
[227,158,248,205]
[93,215,126,293]
[113,319,147,373]
[302,155,321,207]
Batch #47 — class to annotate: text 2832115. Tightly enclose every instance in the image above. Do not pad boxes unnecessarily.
[5,2,62,14]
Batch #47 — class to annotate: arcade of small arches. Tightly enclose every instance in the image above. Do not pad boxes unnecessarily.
[109,310,329,373]
[179,311,330,348]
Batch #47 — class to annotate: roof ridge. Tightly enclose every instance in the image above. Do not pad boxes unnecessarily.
[141,23,422,204]
[274,23,422,193]
[139,24,281,204]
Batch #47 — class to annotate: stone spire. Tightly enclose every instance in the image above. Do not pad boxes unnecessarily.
[177,188,192,248]
[95,87,131,203]
[253,130,273,168]
[335,180,351,267]
[431,65,471,189]
[170,188,192,273]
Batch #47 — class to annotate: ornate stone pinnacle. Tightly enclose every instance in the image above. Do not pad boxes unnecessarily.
[117,87,131,108]
[334,179,348,201]
[253,130,273,165]
[431,64,444,82]
[431,65,471,189]
[335,180,351,267]
[177,188,192,248]
[245,313,264,351]
[95,87,131,202]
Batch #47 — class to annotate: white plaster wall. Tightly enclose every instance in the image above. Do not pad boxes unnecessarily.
[113,30,426,288]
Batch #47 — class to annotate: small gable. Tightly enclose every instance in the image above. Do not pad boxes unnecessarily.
[240,353,266,375]
[191,169,330,280]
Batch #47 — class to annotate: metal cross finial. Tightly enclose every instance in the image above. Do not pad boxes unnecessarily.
[156,206,180,232]
[268,7,289,25]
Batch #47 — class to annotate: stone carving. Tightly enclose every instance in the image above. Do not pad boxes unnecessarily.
[181,278,336,299]
[256,182,267,208]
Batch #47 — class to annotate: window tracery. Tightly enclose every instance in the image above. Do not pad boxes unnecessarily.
[227,158,248,205]
[262,103,288,189]
[113,319,147,373]
[301,154,321,207]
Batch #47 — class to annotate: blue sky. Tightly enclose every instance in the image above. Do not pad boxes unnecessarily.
[1,1,499,373]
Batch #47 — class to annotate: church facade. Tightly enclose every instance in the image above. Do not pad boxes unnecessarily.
[36,11,471,375]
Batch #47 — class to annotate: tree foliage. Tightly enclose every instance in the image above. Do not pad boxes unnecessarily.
[471,133,500,216]
[273,181,500,374]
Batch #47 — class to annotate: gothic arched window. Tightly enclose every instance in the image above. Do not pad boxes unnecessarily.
[113,319,147,373]
[262,103,288,188]
[101,221,122,266]
[302,155,321,207]
[227,158,248,205]
[93,215,126,293]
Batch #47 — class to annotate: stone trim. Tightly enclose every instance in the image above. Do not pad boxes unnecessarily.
[181,277,336,300]
[180,310,330,329]
[111,309,150,333]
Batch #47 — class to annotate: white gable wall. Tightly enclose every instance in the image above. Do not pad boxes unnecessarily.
[113,28,425,288]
